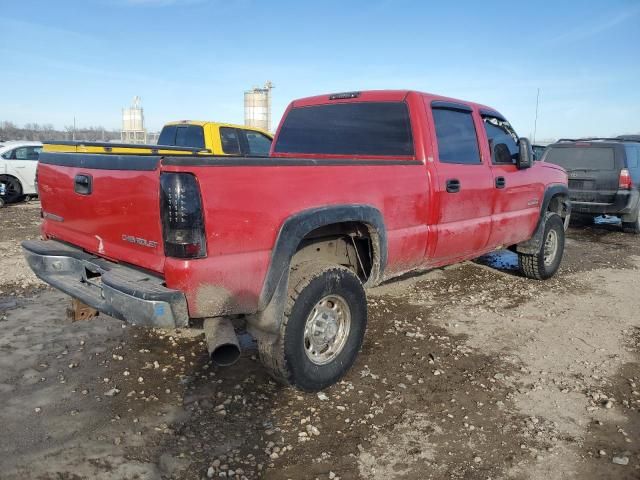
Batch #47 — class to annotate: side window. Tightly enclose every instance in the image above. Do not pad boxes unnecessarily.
[432,108,481,164]
[244,130,272,156]
[220,127,241,155]
[26,147,42,160]
[625,145,639,169]
[15,147,29,160]
[482,116,519,164]
[1,149,15,160]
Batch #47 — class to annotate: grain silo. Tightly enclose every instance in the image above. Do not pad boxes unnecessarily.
[121,96,147,144]
[244,82,274,132]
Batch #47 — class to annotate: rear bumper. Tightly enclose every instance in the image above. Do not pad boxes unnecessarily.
[22,240,189,328]
[570,190,639,216]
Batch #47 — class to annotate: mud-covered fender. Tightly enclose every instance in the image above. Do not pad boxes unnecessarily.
[247,204,387,336]
[516,184,570,255]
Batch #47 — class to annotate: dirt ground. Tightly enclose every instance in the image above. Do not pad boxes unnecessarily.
[0,201,638,480]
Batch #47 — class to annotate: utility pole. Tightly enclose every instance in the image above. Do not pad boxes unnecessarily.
[533,88,540,144]
[73,117,76,141]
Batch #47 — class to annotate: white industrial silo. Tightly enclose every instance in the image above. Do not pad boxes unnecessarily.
[121,96,147,144]
[244,81,274,132]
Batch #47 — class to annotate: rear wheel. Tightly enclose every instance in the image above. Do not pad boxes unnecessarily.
[0,176,23,204]
[258,262,367,391]
[518,213,565,280]
[622,207,640,234]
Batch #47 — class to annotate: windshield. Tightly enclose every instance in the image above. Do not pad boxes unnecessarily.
[274,102,414,156]
[545,146,616,170]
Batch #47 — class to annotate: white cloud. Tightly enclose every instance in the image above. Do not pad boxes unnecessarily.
[548,4,640,44]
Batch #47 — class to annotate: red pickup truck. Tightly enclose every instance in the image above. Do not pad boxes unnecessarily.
[24,90,570,391]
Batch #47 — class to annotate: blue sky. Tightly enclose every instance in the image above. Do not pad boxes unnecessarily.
[1,0,639,140]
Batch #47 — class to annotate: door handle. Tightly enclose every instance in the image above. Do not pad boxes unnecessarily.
[495,176,506,189]
[446,179,461,193]
[74,174,92,195]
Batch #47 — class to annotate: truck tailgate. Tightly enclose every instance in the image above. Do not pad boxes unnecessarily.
[37,153,165,273]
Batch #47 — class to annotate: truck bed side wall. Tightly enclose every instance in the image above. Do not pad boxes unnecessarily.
[161,161,430,318]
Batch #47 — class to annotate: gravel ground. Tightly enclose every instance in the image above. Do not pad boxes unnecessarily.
[0,201,638,480]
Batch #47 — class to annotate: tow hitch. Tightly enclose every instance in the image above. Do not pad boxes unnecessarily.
[66,298,99,322]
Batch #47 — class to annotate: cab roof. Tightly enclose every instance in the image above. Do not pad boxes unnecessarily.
[289,89,503,117]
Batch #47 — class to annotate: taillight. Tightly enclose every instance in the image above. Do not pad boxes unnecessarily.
[619,168,632,190]
[160,173,207,259]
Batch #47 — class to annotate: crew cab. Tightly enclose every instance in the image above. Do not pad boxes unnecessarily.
[543,136,640,232]
[23,90,570,391]
[46,120,273,157]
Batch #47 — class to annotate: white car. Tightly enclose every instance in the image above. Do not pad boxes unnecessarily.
[0,141,43,205]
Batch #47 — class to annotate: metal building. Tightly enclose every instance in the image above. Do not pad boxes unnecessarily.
[244,81,274,132]
[121,96,147,144]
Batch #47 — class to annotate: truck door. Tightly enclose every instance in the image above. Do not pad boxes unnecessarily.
[480,114,542,248]
[427,101,494,263]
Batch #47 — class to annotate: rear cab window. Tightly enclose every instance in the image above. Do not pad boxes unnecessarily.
[158,125,205,149]
[273,102,414,156]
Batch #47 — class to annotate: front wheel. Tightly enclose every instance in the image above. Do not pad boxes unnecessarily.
[518,213,565,280]
[258,262,367,391]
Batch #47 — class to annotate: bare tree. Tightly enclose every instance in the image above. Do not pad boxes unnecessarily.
[1,121,120,142]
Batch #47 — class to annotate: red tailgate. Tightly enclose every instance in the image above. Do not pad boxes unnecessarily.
[37,154,165,273]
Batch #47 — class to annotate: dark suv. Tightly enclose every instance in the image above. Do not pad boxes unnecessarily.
[543,136,640,233]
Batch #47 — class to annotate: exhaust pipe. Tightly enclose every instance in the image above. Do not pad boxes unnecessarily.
[203,317,241,366]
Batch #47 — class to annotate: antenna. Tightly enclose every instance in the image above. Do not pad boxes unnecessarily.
[533,88,540,144]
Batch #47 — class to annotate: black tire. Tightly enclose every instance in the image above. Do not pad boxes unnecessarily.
[622,207,640,234]
[0,176,23,204]
[258,262,367,391]
[518,213,565,280]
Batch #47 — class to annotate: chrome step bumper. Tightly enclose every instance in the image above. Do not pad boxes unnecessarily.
[22,240,188,328]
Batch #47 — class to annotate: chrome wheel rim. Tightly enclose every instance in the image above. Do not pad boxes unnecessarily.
[303,294,351,365]
[543,229,558,267]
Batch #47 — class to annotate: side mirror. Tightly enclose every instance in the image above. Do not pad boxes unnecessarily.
[517,137,533,170]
